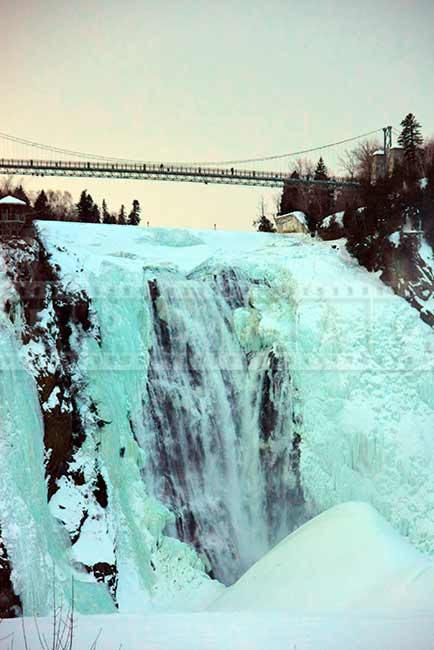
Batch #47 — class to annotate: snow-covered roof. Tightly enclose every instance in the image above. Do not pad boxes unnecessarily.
[0,195,27,206]
[373,149,385,156]
[275,211,307,227]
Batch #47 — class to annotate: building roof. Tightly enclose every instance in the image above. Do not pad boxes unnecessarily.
[0,195,27,206]
[275,211,307,227]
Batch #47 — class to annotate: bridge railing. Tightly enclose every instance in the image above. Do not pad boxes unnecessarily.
[0,158,359,186]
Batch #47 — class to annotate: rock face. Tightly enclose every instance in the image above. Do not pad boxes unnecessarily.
[317,213,434,328]
[318,211,345,240]
[0,531,21,617]
[381,233,434,327]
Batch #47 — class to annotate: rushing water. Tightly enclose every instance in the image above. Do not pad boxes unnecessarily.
[137,268,304,584]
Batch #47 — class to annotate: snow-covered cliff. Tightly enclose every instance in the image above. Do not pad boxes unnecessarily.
[0,222,433,616]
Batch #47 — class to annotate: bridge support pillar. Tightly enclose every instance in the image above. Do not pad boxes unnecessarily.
[383,126,392,177]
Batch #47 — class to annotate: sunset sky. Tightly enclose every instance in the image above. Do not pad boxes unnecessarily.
[2,0,434,230]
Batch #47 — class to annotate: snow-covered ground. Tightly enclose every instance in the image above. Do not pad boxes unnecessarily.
[2,503,434,649]
[210,502,434,612]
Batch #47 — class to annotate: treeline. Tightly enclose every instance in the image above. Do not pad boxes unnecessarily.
[342,114,434,271]
[257,112,434,235]
[0,181,142,226]
[36,189,141,226]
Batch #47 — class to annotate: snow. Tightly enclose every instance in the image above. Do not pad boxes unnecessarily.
[42,385,60,412]
[2,609,434,650]
[210,502,434,611]
[2,504,434,649]
[388,230,400,246]
[0,195,26,205]
[321,211,344,229]
[291,210,308,226]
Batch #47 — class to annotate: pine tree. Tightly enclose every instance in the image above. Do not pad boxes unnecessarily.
[118,204,127,225]
[398,113,424,175]
[76,190,95,222]
[33,190,51,219]
[314,157,328,181]
[128,199,141,226]
[91,203,101,224]
[102,199,111,224]
[14,184,29,204]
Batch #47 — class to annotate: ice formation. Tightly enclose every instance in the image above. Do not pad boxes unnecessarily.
[0,221,433,615]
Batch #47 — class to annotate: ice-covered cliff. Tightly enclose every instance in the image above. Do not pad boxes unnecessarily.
[0,222,433,616]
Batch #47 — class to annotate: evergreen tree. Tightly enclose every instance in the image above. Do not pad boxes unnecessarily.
[398,113,424,175]
[14,184,29,204]
[102,199,111,224]
[128,199,141,225]
[118,204,127,225]
[91,203,101,224]
[33,190,51,219]
[255,214,275,232]
[76,190,95,222]
[314,157,328,181]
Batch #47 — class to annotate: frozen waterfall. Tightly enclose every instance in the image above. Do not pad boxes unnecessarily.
[2,221,434,615]
[138,267,303,584]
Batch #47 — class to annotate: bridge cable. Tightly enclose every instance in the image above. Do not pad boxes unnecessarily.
[0,127,384,167]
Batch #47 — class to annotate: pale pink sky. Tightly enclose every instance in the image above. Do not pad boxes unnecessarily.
[1,0,433,230]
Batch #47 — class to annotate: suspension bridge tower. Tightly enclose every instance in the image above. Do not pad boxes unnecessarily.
[383,125,393,177]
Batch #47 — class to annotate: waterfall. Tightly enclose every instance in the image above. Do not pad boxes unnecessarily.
[3,221,434,613]
[137,267,304,584]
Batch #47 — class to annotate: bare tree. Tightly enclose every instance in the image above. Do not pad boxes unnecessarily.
[338,149,358,179]
[291,157,314,178]
[339,139,380,183]
[46,190,77,221]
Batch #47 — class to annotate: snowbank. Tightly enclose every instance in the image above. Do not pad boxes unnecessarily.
[2,503,434,649]
[210,502,434,611]
[2,609,434,650]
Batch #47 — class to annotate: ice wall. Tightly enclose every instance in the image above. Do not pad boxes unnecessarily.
[2,221,434,615]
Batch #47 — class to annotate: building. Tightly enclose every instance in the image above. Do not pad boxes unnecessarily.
[0,195,33,238]
[275,211,309,234]
[372,146,404,182]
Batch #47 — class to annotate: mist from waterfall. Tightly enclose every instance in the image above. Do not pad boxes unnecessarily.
[137,267,303,584]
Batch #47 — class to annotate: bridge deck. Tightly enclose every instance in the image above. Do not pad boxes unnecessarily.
[0,158,360,189]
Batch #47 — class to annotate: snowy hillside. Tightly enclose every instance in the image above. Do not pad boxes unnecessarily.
[0,220,434,617]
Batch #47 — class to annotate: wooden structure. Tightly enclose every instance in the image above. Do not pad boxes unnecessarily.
[0,195,32,238]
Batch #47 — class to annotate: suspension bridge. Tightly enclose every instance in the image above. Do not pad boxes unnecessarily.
[0,127,394,190]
